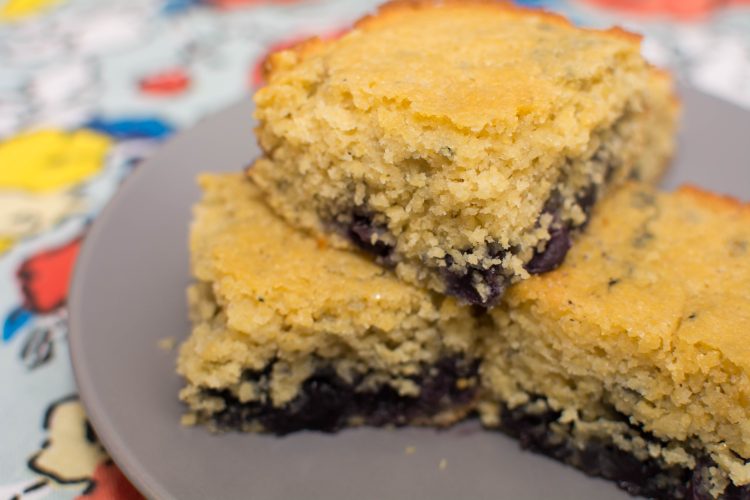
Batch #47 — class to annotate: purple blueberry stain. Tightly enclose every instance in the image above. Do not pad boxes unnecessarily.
[496,398,742,499]
[442,254,507,307]
[203,356,479,435]
[525,224,571,275]
[346,212,394,259]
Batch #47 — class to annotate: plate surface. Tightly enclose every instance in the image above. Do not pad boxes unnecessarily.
[70,87,750,500]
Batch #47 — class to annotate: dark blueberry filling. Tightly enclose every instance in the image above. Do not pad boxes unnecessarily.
[576,183,599,220]
[442,254,508,308]
[687,460,750,500]
[525,183,598,276]
[346,212,394,259]
[202,356,479,435]
[525,225,571,274]
[496,398,750,499]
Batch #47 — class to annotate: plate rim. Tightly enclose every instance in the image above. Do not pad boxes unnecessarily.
[67,108,228,499]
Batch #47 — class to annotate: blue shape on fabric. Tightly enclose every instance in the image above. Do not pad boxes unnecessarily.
[162,0,202,15]
[513,0,555,7]
[86,117,175,140]
[3,307,33,343]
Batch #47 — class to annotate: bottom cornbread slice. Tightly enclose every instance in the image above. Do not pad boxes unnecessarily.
[178,173,486,434]
[480,185,750,499]
[178,173,750,498]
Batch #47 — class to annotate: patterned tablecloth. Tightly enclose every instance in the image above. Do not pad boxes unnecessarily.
[0,0,748,498]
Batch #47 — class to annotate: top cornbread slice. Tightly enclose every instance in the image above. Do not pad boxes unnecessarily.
[250,0,679,306]
[481,185,750,494]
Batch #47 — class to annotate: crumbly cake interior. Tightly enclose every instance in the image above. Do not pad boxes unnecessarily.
[177,173,485,433]
[480,185,750,498]
[250,0,679,306]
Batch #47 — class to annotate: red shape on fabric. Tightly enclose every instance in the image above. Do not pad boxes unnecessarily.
[17,238,81,314]
[249,28,348,88]
[77,462,143,500]
[580,0,737,19]
[139,68,191,96]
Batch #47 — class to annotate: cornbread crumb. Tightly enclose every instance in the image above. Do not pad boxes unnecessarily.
[157,336,176,351]
[180,413,197,427]
[405,446,416,455]
[439,459,448,471]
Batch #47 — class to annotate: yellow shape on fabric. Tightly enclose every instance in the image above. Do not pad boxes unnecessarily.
[0,189,84,254]
[29,399,107,483]
[0,129,111,192]
[0,0,62,20]
[0,236,12,253]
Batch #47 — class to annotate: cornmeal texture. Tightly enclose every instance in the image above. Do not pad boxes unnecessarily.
[250,0,679,306]
[481,185,750,498]
[178,174,484,434]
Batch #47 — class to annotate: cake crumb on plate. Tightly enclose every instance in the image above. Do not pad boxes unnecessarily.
[157,336,176,351]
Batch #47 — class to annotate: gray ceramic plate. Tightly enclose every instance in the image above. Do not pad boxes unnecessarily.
[70,87,750,500]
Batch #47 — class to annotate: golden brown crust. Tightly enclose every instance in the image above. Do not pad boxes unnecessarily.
[357,0,643,44]
[264,0,642,80]
[368,0,641,42]
[262,37,326,82]
[676,184,750,215]
[647,65,682,108]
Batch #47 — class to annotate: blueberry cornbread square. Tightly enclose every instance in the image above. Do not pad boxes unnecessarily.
[249,0,679,306]
[177,173,486,434]
[479,185,750,498]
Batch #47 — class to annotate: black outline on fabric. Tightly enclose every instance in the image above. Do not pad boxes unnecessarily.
[27,395,97,488]
[22,479,48,493]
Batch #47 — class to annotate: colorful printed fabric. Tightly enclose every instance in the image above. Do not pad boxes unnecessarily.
[0,0,748,497]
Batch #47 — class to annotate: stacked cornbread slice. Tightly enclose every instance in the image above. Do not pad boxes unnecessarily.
[479,185,750,498]
[250,0,677,306]
[177,1,750,497]
[179,174,487,434]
